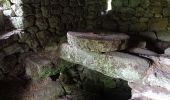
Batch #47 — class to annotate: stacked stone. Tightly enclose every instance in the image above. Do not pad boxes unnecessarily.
[59,32,170,100]
[19,52,66,100]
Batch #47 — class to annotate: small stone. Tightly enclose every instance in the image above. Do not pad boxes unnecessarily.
[149,18,168,32]
[3,9,15,16]
[11,4,23,17]
[36,17,48,30]
[41,6,50,18]
[129,0,140,7]
[165,47,170,55]
[2,0,11,10]
[139,18,149,23]
[10,0,23,4]
[60,44,150,82]
[22,78,65,100]
[112,0,123,7]
[27,26,39,34]
[10,17,24,29]
[24,16,35,28]
[157,31,170,42]
[48,17,60,28]
[139,32,157,40]
[3,43,24,55]
[163,7,170,17]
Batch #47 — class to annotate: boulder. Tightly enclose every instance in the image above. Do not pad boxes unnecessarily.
[22,78,65,100]
[23,53,59,80]
[59,43,150,82]
[67,32,130,52]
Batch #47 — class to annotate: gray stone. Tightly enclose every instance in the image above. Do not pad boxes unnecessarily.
[165,47,170,55]
[149,18,168,32]
[139,32,157,40]
[41,6,50,18]
[143,68,170,91]
[67,32,130,52]
[23,16,35,28]
[157,31,170,42]
[24,53,59,80]
[10,17,24,29]
[11,4,24,16]
[36,17,48,30]
[2,0,11,10]
[59,43,150,82]
[3,43,24,55]
[3,9,15,16]
[129,83,170,100]
[10,0,23,4]
[112,0,123,7]
[22,78,65,100]
[48,17,60,28]
[163,7,170,17]
[0,51,5,61]
[27,26,39,34]
[129,0,140,7]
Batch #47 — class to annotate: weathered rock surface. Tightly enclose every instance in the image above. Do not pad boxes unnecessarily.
[59,43,150,82]
[22,78,65,100]
[129,83,170,100]
[67,32,130,52]
[23,53,59,80]
[165,47,170,55]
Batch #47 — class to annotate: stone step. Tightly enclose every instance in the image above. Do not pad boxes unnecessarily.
[59,43,150,82]
[22,78,65,100]
[67,31,130,52]
[22,52,59,80]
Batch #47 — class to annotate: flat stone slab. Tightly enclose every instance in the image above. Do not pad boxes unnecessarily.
[67,32,130,52]
[59,43,150,82]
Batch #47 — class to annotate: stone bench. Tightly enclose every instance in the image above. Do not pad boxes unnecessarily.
[59,31,170,100]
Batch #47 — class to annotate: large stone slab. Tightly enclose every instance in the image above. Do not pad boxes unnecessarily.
[129,83,170,100]
[67,32,130,52]
[59,44,150,82]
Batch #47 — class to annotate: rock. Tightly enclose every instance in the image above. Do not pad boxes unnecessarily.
[2,0,11,10]
[128,48,158,56]
[149,18,168,32]
[67,32,130,52]
[129,83,170,100]
[112,0,123,7]
[165,47,170,55]
[10,17,24,29]
[23,53,59,80]
[11,4,24,17]
[10,0,23,4]
[3,9,15,16]
[163,7,170,17]
[3,43,25,55]
[23,16,35,28]
[59,43,150,82]
[41,6,50,18]
[48,16,60,28]
[22,78,65,100]
[0,51,5,61]
[27,26,39,34]
[129,0,140,7]
[139,32,157,40]
[143,67,170,91]
[157,31,170,42]
[36,17,48,30]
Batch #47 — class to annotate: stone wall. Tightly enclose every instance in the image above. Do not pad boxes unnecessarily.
[1,0,170,44]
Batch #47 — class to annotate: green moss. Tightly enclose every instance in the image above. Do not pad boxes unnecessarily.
[37,66,59,79]
[57,59,75,73]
